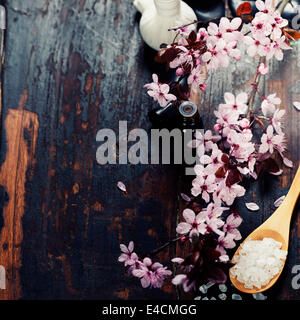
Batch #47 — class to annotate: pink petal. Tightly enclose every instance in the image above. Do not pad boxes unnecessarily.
[180,193,191,202]
[176,222,192,234]
[120,244,129,253]
[118,253,128,262]
[152,73,158,83]
[183,208,195,223]
[141,277,150,288]
[283,157,293,168]
[274,195,285,207]
[236,92,248,104]
[224,92,235,105]
[128,241,134,252]
[171,257,184,264]
[172,274,187,285]
[117,181,127,193]
[132,269,146,278]
[293,101,300,111]
[245,202,260,211]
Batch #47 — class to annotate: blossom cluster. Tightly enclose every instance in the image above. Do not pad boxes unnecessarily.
[244,0,291,60]
[119,0,295,295]
[118,241,172,289]
[144,0,292,107]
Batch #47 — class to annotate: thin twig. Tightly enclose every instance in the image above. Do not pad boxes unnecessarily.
[168,18,220,32]
[148,236,183,257]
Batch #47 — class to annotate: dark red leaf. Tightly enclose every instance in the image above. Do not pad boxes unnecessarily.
[241,14,254,24]
[215,166,227,179]
[237,2,252,16]
[221,153,230,164]
[188,30,197,43]
[282,28,300,44]
[226,169,242,186]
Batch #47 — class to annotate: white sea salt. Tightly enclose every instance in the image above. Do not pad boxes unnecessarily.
[230,237,287,289]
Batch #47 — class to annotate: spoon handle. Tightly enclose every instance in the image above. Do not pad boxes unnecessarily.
[286,165,300,202]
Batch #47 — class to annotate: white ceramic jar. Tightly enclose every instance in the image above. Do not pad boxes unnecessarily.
[134,0,197,51]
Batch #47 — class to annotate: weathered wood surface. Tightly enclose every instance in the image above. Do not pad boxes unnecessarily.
[0,0,298,300]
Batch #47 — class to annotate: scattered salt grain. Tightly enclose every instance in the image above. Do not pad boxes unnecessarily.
[218,293,227,300]
[199,284,207,294]
[205,282,215,290]
[252,293,268,300]
[232,294,242,300]
[202,297,209,300]
[218,284,227,293]
[210,297,216,300]
[230,238,287,289]
[194,296,201,300]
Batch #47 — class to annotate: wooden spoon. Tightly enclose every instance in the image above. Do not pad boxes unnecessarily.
[230,165,300,294]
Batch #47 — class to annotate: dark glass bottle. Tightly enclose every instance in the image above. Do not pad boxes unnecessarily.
[179,101,203,171]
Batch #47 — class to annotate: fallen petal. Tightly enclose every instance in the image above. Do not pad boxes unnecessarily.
[293,101,300,111]
[274,195,285,207]
[180,193,191,202]
[245,202,260,211]
[283,158,294,168]
[117,181,127,193]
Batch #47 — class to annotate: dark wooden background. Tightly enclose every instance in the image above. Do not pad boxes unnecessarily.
[0,0,298,300]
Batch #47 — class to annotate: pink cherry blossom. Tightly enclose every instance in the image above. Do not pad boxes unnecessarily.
[187,66,206,93]
[197,27,208,42]
[144,74,176,107]
[202,37,229,71]
[176,208,207,239]
[219,92,248,115]
[132,257,172,288]
[261,93,281,117]
[118,241,139,267]
[227,130,255,163]
[216,233,236,255]
[258,63,269,75]
[266,36,291,61]
[271,108,285,134]
[172,274,195,292]
[259,125,286,154]
[244,33,270,57]
[191,174,217,202]
[201,144,224,174]
[223,212,242,240]
[217,180,246,206]
[255,0,275,15]
[218,17,243,42]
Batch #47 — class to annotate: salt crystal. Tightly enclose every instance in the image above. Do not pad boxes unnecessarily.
[232,294,242,300]
[202,297,209,300]
[199,285,207,294]
[210,297,216,300]
[252,293,267,300]
[219,284,227,292]
[194,296,201,300]
[230,237,287,289]
[218,293,227,300]
[205,282,215,290]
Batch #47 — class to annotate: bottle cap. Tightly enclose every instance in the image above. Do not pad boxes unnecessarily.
[179,101,198,118]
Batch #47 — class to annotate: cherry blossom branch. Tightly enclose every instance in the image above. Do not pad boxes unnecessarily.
[248,56,266,114]
[167,18,220,32]
[147,236,185,257]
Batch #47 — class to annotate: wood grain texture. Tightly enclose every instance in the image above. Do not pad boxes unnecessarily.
[0,108,39,300]
[0,0,298,300]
